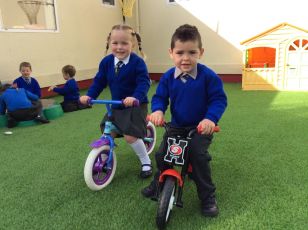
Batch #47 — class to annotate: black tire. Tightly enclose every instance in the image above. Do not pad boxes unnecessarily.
[156,176,176,230]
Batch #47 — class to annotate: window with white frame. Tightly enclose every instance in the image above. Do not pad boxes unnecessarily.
[167,0,190,5]
[0,0,58,32]
[102,0,115,7]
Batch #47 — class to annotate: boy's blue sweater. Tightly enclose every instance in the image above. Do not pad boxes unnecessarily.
[152,64,227,127]
[53,78,80,101]
[0,88,38,114]
[87,53,150,107]
[13,76,41,98]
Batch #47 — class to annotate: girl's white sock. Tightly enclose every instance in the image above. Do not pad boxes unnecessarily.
[130,139,151,171]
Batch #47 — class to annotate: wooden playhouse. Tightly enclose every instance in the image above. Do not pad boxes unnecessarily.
[241,23,308,91]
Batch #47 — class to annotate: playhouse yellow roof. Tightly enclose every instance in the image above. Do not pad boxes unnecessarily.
[241,23,308,46]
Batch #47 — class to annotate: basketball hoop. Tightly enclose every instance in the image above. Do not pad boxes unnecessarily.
[17,0,43,25]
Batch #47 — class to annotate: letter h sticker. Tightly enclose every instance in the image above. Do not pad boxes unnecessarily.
[164,137,188,165]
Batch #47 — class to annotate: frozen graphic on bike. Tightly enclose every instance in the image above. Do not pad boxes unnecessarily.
[164,137,188,165]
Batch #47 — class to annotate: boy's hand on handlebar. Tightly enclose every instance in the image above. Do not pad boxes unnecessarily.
[197,119,216,135]
[148,111,165,126]
[80,95,91,105]
[123,97,137,107]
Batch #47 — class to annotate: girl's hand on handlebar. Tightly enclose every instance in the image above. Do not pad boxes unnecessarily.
[80,95,91,105]
[123,97,137,107]
[148,111,165,126]
[197,119,216,135]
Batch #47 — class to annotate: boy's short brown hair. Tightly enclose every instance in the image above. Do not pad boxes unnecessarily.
[62,65,76,78]
[19,62,32,71]
[170,24,203,50]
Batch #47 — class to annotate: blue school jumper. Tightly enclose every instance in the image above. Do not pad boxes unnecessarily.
[87,53,150,108]
[0,88,38,114]
[53,78,80,102]
[13,76,41,98]
[152,63,227,127]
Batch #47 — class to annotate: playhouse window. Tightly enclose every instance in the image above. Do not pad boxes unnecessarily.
[246,47,276,68]
[0,0,58,32]
[289,39,308,51]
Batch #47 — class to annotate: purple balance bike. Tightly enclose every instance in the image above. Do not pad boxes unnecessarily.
[84,99,156,191]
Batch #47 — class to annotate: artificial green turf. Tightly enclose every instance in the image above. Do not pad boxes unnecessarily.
[0,83,307,230]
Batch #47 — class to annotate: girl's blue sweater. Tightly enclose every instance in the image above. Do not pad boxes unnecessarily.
[87,53,150,107]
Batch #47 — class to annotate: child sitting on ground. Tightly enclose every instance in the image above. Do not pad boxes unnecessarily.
[13,62,42,98]
[0,83,49,128]
[49,65,90,112]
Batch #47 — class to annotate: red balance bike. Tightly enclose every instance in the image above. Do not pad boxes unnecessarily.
[154,124,220,229]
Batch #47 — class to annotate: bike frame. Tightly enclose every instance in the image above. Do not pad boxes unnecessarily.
[158,126,220,207]
[89,99,123,170]
[84,99,156,190]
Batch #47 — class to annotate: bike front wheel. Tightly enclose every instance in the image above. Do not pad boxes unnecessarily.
[156,176,176,229]
[144,121,156,155]
[84,145,117,191]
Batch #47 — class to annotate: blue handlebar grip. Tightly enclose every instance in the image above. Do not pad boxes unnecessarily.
[90,99,123,105]
[87,98,93,105]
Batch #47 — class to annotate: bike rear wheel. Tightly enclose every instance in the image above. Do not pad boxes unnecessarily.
[144,121,156,155]
[84,145,117,191]
[156,176,176,229]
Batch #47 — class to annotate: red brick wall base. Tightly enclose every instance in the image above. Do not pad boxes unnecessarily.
[41,73,241,98]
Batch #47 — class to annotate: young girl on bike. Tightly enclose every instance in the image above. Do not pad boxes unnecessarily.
[80,24,152,178]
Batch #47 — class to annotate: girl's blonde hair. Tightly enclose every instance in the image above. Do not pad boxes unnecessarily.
[105,24,146,59]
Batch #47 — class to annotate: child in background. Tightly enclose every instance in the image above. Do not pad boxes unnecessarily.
[49,65,90,112]
[0,83,49,128]
[80,24,152,178]
[142,24,227,217]
[13,62,41,98]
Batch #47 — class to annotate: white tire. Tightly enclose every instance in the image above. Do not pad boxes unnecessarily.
[84,145,117,191]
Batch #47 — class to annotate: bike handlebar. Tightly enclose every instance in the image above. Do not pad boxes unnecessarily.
[88,99,140,107]
[146,115,220,136]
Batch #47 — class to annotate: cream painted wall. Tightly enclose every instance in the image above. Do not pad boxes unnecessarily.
[0,0,136,87]
[1,0,307,87]
[138,0,242,74]
[139,0,308,74]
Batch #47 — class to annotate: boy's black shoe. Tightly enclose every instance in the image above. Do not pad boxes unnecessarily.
[201,195,219,217]
[7,117,17,128]
[141,180,158,198]
[187,172,195,181]
[35,115,50,124]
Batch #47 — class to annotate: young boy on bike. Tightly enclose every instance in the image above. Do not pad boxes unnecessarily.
[142,24,227,217]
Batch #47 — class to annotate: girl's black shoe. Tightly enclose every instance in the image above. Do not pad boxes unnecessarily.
[140,164,152,178]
